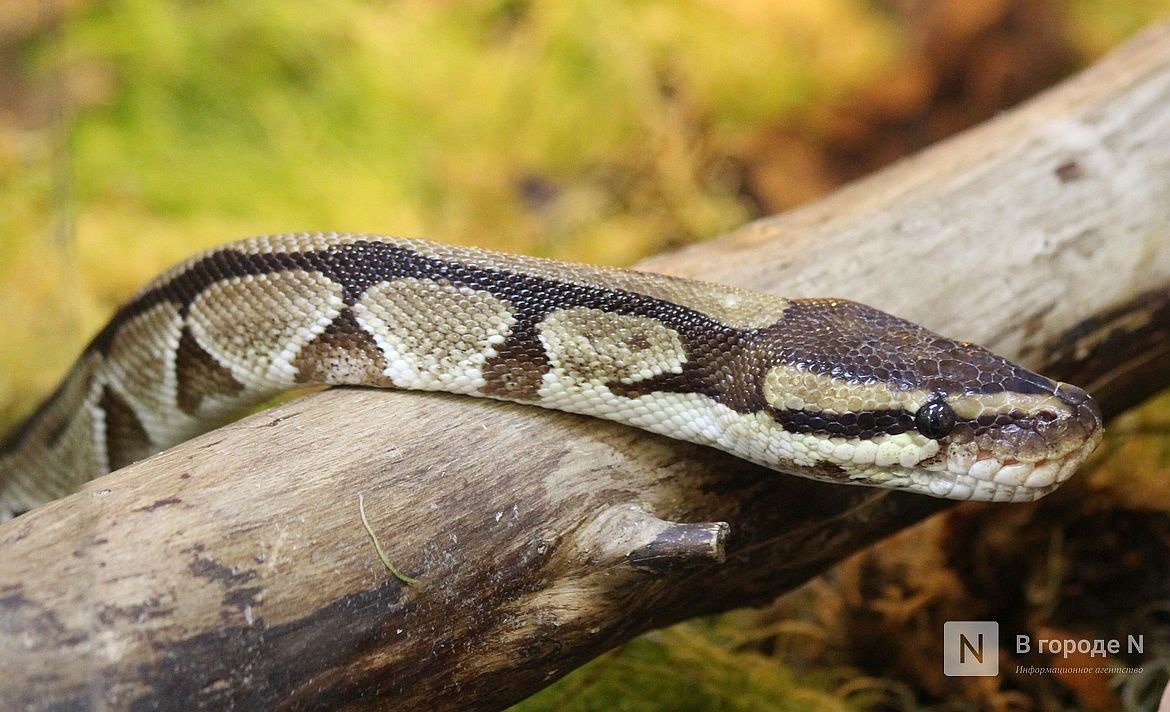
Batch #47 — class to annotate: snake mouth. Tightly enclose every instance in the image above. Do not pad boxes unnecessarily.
[924,453,1082,502]
[913,383,1105,502]
[920,415,1104,502]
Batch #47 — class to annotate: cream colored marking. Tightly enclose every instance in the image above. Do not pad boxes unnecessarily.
[537,308,686,388]
[353,278,515,393]
[1024,462,1060,488]
[763,365,1073,424]
[948,392,1070,419]
[994,462,1032,486]
[762,365,931,414]
[947,443,979,474]
[187,271,345,389]
[967,458,1001,481]
[102,302,185,443]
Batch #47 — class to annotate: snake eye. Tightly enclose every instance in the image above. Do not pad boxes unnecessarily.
[916,399,956,440]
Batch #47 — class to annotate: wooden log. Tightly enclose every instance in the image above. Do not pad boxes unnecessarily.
[3,22,1170,712]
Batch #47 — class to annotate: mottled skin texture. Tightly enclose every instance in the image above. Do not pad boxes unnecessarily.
[0,234,1103,518]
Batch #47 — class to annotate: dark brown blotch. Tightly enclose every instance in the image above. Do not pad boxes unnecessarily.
[99,386,153,470]
[292,308,394,387]
[481,326,550,401]
[1056,159,1085,183]
[176,327,246,415]
[627,332,651,351]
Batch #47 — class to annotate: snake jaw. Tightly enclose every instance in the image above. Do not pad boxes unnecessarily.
[745,379,1103,502]
[915,383,1104,502]
[804,380,1104,502]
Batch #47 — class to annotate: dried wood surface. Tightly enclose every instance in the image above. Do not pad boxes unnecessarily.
[3,23,1170,712]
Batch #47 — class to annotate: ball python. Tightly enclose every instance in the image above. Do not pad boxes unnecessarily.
[0,233,1103,519]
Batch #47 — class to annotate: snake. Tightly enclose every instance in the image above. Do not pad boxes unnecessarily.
[0,233,1103,519]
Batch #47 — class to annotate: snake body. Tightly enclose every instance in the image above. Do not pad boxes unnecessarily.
[0,233,1103,518]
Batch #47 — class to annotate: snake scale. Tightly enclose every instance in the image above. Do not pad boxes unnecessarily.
[0,233,1103,519]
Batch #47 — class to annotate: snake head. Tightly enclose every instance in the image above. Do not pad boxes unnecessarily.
[895,364,1103,502]
[899,350,1103,501]
[752,299,1104,502]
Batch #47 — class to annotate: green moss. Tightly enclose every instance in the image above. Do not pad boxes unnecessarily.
[29,0,898,250]
[511,622,851,712]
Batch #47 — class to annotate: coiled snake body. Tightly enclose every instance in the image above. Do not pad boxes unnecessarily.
[0,234,1103,518]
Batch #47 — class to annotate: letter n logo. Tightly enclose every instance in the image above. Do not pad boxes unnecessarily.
[944,621,999,676]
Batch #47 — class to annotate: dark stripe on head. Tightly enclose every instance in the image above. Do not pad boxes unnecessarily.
[764,406,917,439]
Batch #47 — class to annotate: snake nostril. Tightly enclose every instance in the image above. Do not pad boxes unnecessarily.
[1052,382,1103,436]
[1055,382,1091,406]
[1077,399,1104,433]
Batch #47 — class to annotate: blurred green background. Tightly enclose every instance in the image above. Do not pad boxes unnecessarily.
[2,1,1169,709]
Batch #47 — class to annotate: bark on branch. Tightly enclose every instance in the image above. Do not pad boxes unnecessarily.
[4,23,1170,712]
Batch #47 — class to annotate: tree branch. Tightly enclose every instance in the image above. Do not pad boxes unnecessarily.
[4,23,1170,712]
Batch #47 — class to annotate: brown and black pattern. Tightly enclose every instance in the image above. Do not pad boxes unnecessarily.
[0,233,1105,517]
[292,308,394,388]
[85,240,1067,433]
[97,386,152,471]
[175,326,246,415]
[479,317,549,400]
